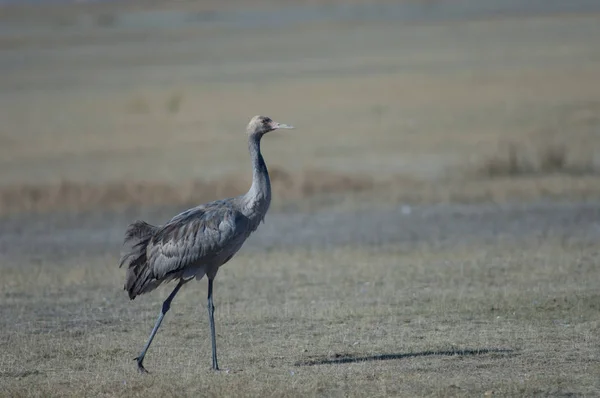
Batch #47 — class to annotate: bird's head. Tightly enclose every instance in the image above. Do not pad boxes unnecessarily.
[246,115,294,136]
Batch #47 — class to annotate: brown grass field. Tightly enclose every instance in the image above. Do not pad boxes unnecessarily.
[1,2,600,214]
[1,1,600,396]
[2,236,600,396]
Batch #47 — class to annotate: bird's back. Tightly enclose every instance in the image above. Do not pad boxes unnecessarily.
[120,198,254,299]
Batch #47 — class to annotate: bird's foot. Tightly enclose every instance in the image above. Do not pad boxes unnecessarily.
[134,356,149,374]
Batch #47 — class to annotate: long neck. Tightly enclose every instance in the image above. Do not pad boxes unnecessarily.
[242,133,271,219]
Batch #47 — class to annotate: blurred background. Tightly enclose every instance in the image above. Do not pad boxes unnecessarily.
[1,0,600,215]
[3,2,600,395]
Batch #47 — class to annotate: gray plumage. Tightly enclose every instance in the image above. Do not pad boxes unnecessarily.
[119,115,294,372]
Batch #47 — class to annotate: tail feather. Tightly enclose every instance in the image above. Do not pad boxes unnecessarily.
[119,220,158,300]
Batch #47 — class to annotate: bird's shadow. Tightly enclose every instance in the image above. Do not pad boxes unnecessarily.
[294,348,514,366]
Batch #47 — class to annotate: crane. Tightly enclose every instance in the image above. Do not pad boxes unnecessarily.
[119,115,294,372]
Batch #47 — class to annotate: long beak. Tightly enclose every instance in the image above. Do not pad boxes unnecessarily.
[272,121,294,129]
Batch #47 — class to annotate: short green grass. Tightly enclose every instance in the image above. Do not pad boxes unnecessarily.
[2,239,599,397]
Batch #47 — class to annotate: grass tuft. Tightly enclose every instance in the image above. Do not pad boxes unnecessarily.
[477,141,598,178]
[165,92,184,114]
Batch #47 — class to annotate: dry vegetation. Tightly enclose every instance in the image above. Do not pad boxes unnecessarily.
[0,168,377,215]
[1,239,599,396]
[1,96,599,215]
[4,165,600,216]
[1,9,600,215]
[477,142,597,178]
[1,3,600,397]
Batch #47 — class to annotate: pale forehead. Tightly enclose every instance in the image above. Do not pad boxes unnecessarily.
[251,115,272,122]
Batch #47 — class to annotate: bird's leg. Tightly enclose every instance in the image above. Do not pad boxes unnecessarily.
[135,279,185,373]
[207,278,219,371]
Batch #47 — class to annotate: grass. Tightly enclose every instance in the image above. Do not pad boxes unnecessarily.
[476,141,598,178]
[165,92,184,115]
[1,239,599,396]
[1,12,600,213]
[1,5,600,397]
[4,167,600,216]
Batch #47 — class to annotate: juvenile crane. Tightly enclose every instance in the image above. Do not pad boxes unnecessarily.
[119,115,294,373]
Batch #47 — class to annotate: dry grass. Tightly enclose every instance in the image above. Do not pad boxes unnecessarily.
[1,7,600,396]
[4,168,600,216]
[476,141,598,178]
[0,168,376,216]
[1,11,600,214]
[1,239,599,396]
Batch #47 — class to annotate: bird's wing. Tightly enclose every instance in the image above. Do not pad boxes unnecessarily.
[147,202,249,280]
